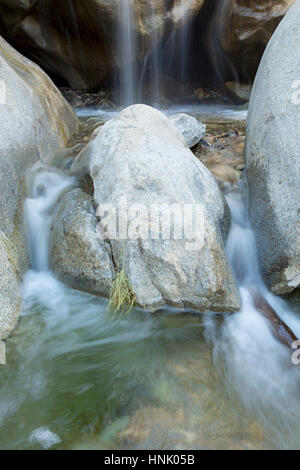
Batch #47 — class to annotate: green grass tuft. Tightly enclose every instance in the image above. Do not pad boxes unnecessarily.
[108,267,136,317]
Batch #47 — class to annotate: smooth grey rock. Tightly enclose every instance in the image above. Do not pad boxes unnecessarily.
[72,104,240,312]
[169,113,206,148]
[0,37,80,337]
[245,0,300,294]
[50,188,115,297]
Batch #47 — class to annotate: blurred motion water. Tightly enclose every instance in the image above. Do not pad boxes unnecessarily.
[116,0,195,106]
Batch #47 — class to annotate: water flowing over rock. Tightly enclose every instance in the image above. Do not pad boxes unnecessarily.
[0,0,295,92]
[245,0,300,294]
[0,0,204,91]
[68,104,241,312]
[0,37,79,337]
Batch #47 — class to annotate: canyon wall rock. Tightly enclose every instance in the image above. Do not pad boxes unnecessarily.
[222,0,296,80]
[245,0,300,294]
[0,231,21,339]
[69,104,240,312]
[0,36,79,337]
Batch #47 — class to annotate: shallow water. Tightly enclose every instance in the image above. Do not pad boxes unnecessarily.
[1,268,299,450]
[75,101,248,124]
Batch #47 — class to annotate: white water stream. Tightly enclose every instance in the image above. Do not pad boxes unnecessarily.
[205,187,300,448]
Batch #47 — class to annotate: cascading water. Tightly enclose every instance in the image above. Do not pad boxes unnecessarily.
[205,0,239,85]
[116,0,195,106]
[204,184,300,448]
[24,165,75,272]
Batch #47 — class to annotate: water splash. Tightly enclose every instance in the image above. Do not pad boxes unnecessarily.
[24,164,74,271]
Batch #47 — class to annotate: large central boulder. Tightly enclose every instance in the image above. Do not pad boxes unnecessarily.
[245,0,300,294]
[52,104,241,312]
[0,36,79,338]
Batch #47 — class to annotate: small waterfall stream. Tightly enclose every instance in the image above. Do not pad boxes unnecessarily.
[24,166,75,272]
[117,0,194,106]
[204,185,300,447]
[117,0,137,106]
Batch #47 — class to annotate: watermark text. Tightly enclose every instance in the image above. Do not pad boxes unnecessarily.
[96,198,205,251]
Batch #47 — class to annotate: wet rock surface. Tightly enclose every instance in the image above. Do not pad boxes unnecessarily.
[50,188,115,297]
[169,113,206,148]
[222,0,296,80]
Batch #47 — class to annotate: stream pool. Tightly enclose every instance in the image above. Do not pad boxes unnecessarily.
[0,268,299,450]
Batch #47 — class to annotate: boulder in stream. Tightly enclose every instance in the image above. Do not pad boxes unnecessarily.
[169,114,206,148]
[65,104,240,312]
[245,0,300,294]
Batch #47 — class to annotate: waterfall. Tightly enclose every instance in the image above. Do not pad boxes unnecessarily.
[226,189,262,289]
[117,0,137,106]
[24,165,74,272]
[205,0,239,85]
[116,0,194,106]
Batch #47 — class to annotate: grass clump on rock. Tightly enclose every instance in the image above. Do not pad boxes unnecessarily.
[108,267,136,317]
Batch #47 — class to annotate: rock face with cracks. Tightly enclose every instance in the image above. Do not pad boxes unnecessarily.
[221,0,296,80]
[59,104,241,312]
